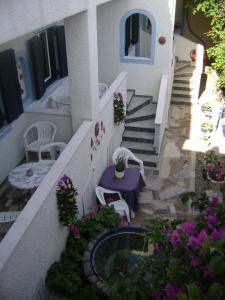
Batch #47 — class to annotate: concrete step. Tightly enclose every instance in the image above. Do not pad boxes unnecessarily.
[121,140,155,154]
[123,130,154,143]
[174,61,191,73]
[125,119,155,132]
[172,89,194,98]
[125,114,156,124]
[128,152,158,168]
[173,82,194,91]
[127,98,151,116]
[174,66,196,75]
[128,95,152,111]
[127,89,135,106]
[171,98,193,105]
[174,78,196,84]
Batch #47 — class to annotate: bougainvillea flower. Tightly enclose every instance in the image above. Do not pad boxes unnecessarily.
[190,254,200,267]
[187,235,201,249]
[180,221,194,235]
[207,214,217,225]
[219,229,225,238]
[211,196,219,205]
[164,283,185,300]
[170,230,181,246]
[210,229,220,240]
[198,229,207,244]
[68,224,80,239]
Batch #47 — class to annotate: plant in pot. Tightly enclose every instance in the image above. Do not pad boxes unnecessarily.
[115,155,126,179]
[201,102,212,118]
[201,121,213,133]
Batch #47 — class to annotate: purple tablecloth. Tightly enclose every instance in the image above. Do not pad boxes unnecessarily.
[99,166,145,211]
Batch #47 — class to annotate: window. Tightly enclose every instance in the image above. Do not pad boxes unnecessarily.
[29,26,68,99]
[120,9,156,64]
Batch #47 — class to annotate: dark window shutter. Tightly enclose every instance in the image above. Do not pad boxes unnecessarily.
[125,18,131,55]
[29,36,46,99]
[132,13,139,45]
[56,26,68,78]
[0,49,23,123]
[47,27,58,84]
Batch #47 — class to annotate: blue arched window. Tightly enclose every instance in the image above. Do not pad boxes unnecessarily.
[120,9,156,64]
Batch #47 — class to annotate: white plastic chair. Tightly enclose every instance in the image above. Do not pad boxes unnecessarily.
[112,147,144,177]
[0,211,20,235]
[38,142,66,161]
[95,186,130,222]
[23,121,57,162]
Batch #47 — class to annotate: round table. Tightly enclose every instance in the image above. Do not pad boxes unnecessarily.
[8,160,55,190]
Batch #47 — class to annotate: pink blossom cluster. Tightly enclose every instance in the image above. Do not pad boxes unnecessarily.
[81,212,96,222]
[68,224,80,239]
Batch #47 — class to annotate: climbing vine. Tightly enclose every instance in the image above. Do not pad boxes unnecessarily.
[186,0,225,89]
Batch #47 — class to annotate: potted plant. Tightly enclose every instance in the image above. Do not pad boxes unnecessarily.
[114,155,126,179]
[201,121,213,133]
[201,102,212,118]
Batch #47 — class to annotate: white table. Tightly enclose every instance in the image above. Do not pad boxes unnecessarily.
[8,160,55,190]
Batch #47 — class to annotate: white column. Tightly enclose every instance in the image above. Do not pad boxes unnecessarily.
[65,4,99,132]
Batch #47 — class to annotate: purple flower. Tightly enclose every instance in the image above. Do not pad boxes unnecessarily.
[202,266,209,278]
[187,235,201,249]
[164,283,185,300]
[198,229,207,244]
[68,224,80,239]
[220,9,225,17]
[207,214,217,225]
[211,196,219,205]
[219,229,225,238]
[203,207,211,216]
[190,254,200,267]
[180,221,194,235]
[154,242,161,253]
[210,229,220,240]
[170,230,181,246]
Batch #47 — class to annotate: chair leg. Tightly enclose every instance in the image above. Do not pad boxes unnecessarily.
[25,150,29,162]
[125,208,130,223]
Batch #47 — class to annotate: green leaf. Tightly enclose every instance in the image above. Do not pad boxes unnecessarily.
[187,283,201,299]
[208,282,220,298]
[209,256,225,275]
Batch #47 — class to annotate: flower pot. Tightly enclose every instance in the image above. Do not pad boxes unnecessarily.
[115,169,125,179]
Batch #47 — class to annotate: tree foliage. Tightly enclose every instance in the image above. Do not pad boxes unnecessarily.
[186,0,225,89]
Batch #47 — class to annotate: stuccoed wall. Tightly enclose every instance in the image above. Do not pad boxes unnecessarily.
[0,72,127,300]
[97,0,175,100]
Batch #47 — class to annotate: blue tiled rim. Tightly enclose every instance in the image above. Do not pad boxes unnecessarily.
[83,226,146,294]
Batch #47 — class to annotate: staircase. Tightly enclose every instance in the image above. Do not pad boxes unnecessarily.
[171,60,196,105]
[121,91,158,168]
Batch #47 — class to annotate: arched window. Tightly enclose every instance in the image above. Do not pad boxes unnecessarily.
[120,9,156,64]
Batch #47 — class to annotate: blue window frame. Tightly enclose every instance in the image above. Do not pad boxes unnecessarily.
[119,9,156,65]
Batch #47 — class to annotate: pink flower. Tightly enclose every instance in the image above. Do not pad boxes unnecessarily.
[198,229,207,244]
[120,218,128,225]
[190,254,200,267]
[170,230,181,246]
[154,242,161,253]
[207,214,217,225]
[187,235,201,249]
[180,221,194,235]
[68,224,80,239]
[210,229,220,240]
[202,266,209,278]
[211,196,219,205]
[164,283,185,300]
[219,229,225,238]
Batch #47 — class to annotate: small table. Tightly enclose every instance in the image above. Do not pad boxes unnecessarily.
[99,166,145,212]
[8,160,55,190]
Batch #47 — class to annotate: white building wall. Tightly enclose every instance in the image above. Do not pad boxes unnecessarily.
[97,0,175,100]
[0,72,127,300]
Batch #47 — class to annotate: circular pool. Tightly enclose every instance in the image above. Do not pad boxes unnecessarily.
[83,226,150,293]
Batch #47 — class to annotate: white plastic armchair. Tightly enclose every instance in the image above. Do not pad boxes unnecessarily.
[0,211,20,235]
[23,121,57,162]
[112,147,144,177]
[95,186,130,222]
[38,142,66,161]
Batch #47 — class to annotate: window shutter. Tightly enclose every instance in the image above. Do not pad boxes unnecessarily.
[132,13,139,45]
[125,18,131,55]
[0,49,23,123]
[29,36,46,99]
[47,27,58,83]
[56,26,68,78]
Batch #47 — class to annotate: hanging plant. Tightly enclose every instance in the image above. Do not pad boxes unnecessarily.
[114,92,125,125]
[56,175,78,226]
